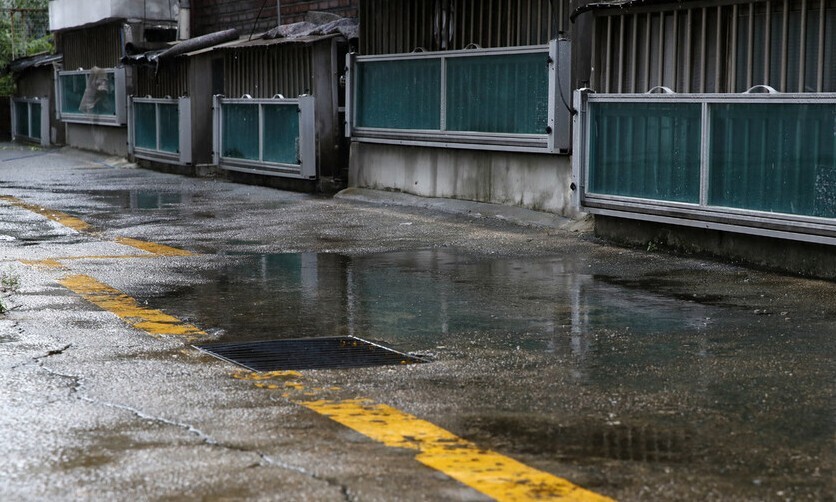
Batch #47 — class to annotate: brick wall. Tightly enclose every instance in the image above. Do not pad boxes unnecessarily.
[191,0,358,37]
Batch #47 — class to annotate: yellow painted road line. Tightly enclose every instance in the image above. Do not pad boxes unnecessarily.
[114,237,193,257]
[0,195,91,232]
[232,372,612,501]
[59,274,205,340]
[0,195,192,257]
[20,259,66,270]
[303,399,613,502]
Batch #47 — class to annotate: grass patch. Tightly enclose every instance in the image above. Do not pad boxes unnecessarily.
[1,268,20,292]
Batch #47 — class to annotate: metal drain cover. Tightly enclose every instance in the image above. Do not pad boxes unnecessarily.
[193,336,428,371]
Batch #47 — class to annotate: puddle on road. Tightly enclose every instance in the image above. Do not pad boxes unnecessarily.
[90,190,184,210]
[164,250,722,355]
[467,415,694,463]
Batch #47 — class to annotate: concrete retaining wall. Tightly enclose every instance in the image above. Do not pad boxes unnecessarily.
[596,215,836,280]
[349,142,578,218]
[66,124,128,157]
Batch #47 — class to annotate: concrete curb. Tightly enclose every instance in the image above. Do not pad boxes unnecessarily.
[335,187,593,232]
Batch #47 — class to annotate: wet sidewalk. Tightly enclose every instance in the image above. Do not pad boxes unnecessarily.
[0,144,833,500]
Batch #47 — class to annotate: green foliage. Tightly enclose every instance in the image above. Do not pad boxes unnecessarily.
[1,268,20,292]
[1,0,52,95]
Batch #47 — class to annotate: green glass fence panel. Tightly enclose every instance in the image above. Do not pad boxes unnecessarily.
[158,103,180,153]
[30,103,41,140]
[60,74,86,114]
[60,72,116,116]
[263,104,299,165]
[588,102,702,203]
[133,102,157,150]
[356,59,441,130]
[14,101,28,136]
[222,104,259,160]
[446,53,549,134]
[709,103,836,218]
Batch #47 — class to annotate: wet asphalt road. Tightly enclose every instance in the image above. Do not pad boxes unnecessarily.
[0,144,833,501]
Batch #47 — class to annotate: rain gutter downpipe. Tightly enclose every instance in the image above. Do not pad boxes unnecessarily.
[277,0,282,27]
[179,0,191,40]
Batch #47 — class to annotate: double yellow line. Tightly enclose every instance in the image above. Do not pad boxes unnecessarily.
[1,195,613,501]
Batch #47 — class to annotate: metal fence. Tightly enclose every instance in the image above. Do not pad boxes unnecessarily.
[573,88,836,245]
[128,97,191,165]
[213,95,316,179]
[359,0,569,55]
[10,96,48,146]
[348,40,571,153]
[56,67,127,126]
[591,0,836,94]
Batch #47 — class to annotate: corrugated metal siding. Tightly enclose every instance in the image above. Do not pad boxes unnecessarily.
[61,23,122,69]
[359,0,569,55]
[593,0,836,93]
[135,64,189,98]
[223,45,314,99]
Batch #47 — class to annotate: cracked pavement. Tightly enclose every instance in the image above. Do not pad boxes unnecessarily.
[0,144,833,500]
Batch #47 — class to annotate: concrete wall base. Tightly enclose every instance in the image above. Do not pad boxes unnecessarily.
[349,142,578,218]
[66,123,128,157]
[596,215,836,280]
[226,171,319,193]
[135,159,225,179]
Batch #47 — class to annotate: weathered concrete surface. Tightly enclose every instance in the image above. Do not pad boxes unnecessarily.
[65,123,128,157]
[595,215,836,281]
[0,144,833,501]
[350,142,579,218]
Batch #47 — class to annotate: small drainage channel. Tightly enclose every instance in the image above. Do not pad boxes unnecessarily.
[194,336,428,371]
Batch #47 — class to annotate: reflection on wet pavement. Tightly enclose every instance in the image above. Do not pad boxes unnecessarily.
[91,190,184,210]
[155,249,833,494]
[167,250,721,350]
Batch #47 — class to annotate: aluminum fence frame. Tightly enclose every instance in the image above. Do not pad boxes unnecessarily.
[55,67,127,126]
[212,95,317,179]
[573,89,836,245]
[10,97,49,147]
[128,96,192,165]
[347,40,572,154]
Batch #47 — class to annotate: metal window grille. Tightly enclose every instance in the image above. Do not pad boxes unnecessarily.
[56,67,127,126]
[128,97,192,165]
[212,95,317,179]
[592,0,836,93]
[347,40,572,153]
[573,90,836,245]
[10,97,49,146]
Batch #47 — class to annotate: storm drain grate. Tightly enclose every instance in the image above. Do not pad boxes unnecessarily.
[193,336,428,372]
